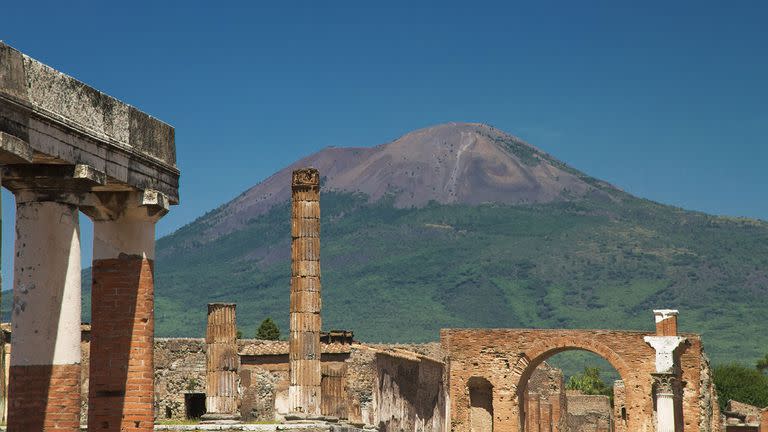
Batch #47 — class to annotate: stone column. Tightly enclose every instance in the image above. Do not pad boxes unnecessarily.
[85,191,166,432]
[7,197,82,432]
[288,168,322,417]
[652,374,676,432]
[644,309,686,432]
[202,303,240,422]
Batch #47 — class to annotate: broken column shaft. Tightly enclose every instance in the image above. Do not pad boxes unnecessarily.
[203,303,240,421]
[288,168,322,417]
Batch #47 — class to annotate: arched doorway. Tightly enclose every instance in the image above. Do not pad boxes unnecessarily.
[468,377,494,432]
[521,350,620,432]
[513,340,632,432]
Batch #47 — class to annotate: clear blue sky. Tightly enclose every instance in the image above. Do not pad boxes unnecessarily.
[1,1,766,289]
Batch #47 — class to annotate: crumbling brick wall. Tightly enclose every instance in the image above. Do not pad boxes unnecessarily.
[527,363,568,432]
[441,328,717,432]
[566,392,612,432]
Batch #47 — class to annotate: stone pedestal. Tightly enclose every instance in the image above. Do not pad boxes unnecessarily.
[202,303,240,422]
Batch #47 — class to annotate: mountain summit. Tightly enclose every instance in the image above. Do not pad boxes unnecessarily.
[203,123,618,240]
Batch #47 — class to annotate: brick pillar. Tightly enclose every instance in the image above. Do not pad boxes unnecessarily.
[613,380,628,432]
[288,168,322,417]
[654,309,679,336]
[540,401,552,432]
[760,409,768,432]
[202,303,240,422]
[87,199,160,432]
[526,392,541,432]
[7,199,82,432]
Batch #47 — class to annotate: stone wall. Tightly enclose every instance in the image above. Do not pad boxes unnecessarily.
[154,338,207,420]
[566,392,612,432]
[373,352,448,432]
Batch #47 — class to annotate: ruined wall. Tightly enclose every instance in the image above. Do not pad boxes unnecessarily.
[527,363,568,432]
[374,352,448,432]
[346,347,376,426]
[154,338,207,420]
[566,392,612,432]
[441,328,715,432]
[613,380,628,432]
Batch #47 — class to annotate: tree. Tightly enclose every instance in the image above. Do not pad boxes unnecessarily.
[256,318,281,340]
[566,366,613,397]
[756,354,768,374]
[713,363,768,411]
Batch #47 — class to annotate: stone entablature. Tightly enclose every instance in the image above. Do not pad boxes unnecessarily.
[0,42,179,202]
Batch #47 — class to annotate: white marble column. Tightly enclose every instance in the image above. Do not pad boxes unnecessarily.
[653,374,676,432]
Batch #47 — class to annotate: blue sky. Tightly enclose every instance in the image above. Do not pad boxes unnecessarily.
[1,1,766,289]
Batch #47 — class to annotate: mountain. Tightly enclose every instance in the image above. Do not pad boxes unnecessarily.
[6,123,767,368]
[187,123,618,243]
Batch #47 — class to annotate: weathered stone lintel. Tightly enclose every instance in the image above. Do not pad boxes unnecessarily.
[0,42,179,203]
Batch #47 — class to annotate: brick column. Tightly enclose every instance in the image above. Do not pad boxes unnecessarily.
[540,401,552,432]
[7,199,82,432]
[526,392,540,432]
[202,303,240,422]
[654,310,679,337]
[288,168,322,417]
[87,194,162,432]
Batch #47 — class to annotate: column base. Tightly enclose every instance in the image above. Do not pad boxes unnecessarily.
[200,413,241,424]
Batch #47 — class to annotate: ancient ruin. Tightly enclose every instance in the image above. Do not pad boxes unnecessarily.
[202,303,240,422]
[0,42,737,432]
[289,168,323,418]
[0,42,178,431]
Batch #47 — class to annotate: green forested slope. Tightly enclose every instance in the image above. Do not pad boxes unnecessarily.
[3,190,765,367]
[154,191,768,365]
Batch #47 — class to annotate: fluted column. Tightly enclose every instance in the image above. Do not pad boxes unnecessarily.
[653,374,676,432]
[288,168,322,417]
[202,303,240,422]
[7,197,82,432]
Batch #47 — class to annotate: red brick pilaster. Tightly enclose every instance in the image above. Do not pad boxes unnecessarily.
[88,257,154,432]
[7,364,81,431]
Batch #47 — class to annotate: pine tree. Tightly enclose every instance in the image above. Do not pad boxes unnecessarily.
[256,318,281,340]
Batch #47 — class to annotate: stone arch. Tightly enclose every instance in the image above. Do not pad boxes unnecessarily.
[512,337,633,431]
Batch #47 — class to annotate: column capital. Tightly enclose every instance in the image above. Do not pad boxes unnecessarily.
[80,189,169,222]
[644,336,686,374]
[292,168,320,188]
[2,163,106,205]
[651,373,677,395]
